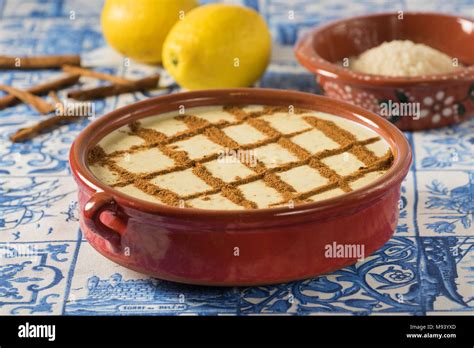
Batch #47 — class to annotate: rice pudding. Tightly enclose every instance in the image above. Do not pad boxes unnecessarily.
[88,105,393,210]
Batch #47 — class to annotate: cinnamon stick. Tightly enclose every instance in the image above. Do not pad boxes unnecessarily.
[0,74,80,110]
[62,65,134,85]
[9,91,83,142]
[0,55,80,69]
[0,84,55,114]
[9,114,83,142]
[67,74,161,100]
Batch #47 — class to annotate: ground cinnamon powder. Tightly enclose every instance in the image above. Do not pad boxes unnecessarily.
[88,105,394,208]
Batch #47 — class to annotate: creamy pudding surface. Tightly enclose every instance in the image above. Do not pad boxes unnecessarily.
[88,105,393,210]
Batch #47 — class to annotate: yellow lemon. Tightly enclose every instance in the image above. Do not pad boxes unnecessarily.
[101,0,198,64]
[162,4,272,89]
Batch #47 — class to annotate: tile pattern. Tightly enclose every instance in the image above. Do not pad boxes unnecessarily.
[0,0,473,315]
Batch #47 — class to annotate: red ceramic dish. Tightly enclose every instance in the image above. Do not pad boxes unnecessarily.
[294,12,474,131]
[70,88,412,286]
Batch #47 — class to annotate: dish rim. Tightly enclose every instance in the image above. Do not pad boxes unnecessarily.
[70,88,412,220]
[294,11,474,86]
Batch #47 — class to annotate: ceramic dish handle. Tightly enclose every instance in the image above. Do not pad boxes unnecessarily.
[83,191,125,253]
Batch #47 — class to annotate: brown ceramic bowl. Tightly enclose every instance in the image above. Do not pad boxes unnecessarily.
[70,88,412,286]
[294,12,474,131]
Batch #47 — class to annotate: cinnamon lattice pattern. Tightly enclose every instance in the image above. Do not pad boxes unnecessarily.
[88,105,394,210]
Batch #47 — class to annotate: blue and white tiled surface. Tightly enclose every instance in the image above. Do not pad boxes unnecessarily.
[0,0,473,315]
